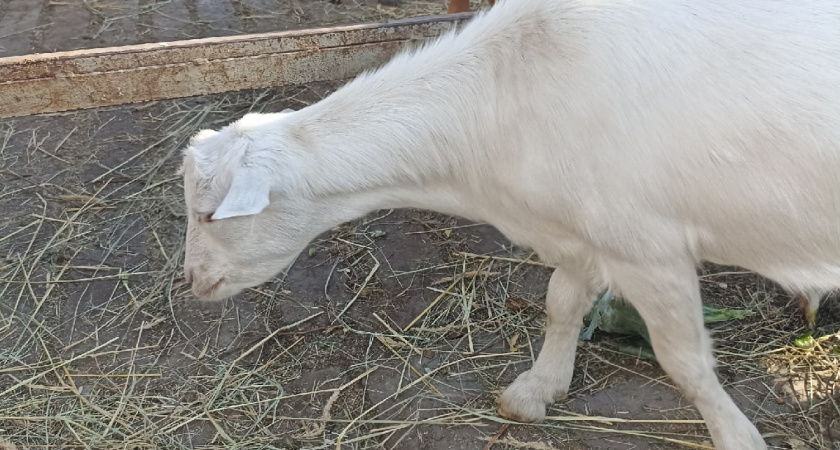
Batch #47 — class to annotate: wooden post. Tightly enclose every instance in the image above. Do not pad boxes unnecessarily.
[447,0,494,14]
[0,13,473,119]
[448,0,471,13]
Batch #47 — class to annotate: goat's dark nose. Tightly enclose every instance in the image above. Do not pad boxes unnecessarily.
[185,267,195,284]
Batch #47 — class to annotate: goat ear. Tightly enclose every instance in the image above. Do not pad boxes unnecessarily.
[212,171,271,220]
[190,129,218,145]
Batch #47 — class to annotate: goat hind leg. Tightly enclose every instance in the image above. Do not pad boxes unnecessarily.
[610,260,766,450]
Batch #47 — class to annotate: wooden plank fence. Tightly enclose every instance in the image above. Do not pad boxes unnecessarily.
[0,13,473,119]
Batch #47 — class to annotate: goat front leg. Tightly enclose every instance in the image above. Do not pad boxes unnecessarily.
[498,265,596,422]
[610,260,766,450]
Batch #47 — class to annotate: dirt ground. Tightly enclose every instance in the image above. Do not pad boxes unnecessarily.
[1,1,839,449]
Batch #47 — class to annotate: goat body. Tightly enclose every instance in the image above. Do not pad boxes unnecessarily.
[180,1,840,448]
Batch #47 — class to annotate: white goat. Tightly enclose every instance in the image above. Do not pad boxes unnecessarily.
[179,1,840,448]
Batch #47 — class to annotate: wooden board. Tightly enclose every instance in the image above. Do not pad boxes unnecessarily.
[0,13,473,119]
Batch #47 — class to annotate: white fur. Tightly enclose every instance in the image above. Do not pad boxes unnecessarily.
[180,1,840,448]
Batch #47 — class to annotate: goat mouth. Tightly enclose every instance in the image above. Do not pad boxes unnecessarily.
[195,278,226,300]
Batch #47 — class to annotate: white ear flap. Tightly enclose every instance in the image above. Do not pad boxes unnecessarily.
[211,171,271,220]
[190,129,218,145]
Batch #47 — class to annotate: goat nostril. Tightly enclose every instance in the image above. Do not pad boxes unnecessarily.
[185,268,194,283]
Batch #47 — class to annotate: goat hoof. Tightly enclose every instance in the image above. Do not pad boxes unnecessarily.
[497,373,561,423]
[497,397,546,423]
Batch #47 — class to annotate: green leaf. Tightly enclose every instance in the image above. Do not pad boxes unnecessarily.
[581,292,754,349]
[701,305,754,323]
[792,332,815,349]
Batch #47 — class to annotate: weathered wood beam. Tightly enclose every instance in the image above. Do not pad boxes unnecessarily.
[0,13,474,119]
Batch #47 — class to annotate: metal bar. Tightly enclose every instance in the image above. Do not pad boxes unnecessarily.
[0,13,474,118]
